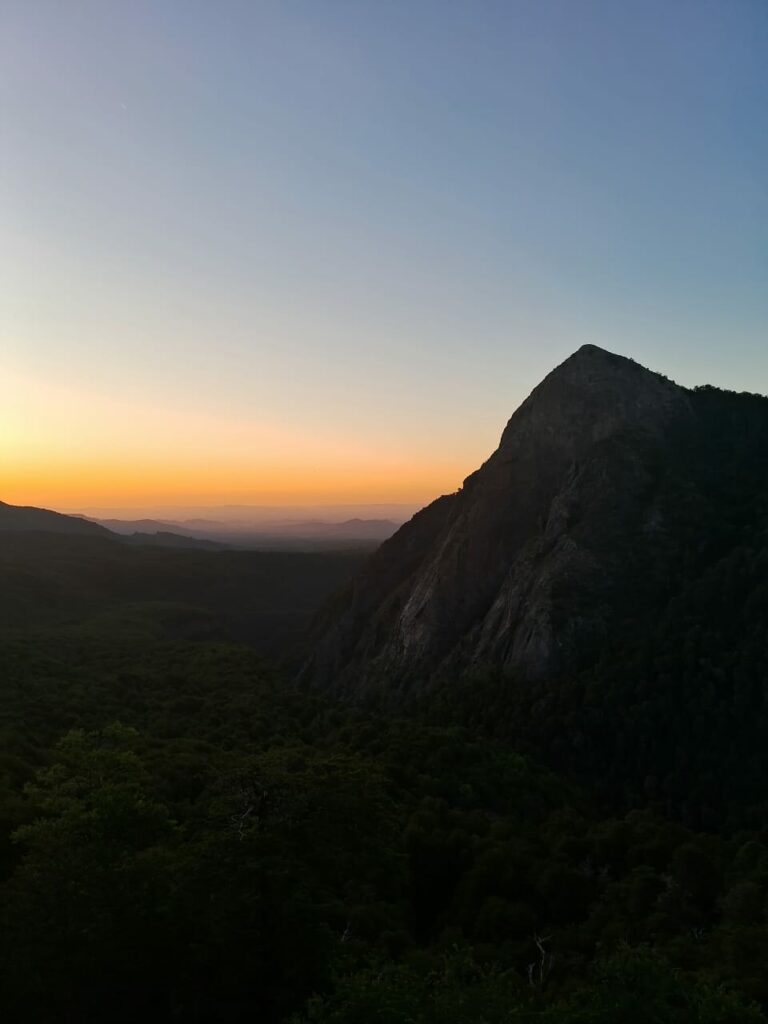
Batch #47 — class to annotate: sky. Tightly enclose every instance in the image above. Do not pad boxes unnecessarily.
[1,0,766,513]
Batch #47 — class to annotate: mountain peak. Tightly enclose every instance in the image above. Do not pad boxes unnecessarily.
[494,346,688,459]
[543,343,667,386]
[568,342,617,361]
[572,341,625,358]
[303,349,703,695]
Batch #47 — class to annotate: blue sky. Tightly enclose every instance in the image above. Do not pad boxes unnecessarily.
[1,0,766,508]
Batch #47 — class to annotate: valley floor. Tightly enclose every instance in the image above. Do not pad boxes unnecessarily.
[1,583,767,1022]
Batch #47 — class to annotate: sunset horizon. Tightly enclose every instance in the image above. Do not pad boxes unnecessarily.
[4,1,766,514]
[5,339,768,514]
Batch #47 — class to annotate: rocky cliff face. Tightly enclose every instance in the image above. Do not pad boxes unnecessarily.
[303,345,765,695]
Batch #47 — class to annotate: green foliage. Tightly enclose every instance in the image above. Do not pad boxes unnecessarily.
[296,947,762,1024]
[297,949,528,1024]
[547,946,764,1024]
[1,725,180,1020]
[2,525,768,1021]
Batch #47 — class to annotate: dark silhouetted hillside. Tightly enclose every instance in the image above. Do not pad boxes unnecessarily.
[0,501,112,537]
[306,346,768,696]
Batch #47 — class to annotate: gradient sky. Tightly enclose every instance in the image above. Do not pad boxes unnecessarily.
[2,0,766,512]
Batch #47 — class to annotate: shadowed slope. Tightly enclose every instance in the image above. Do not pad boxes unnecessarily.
[304,345,767,695]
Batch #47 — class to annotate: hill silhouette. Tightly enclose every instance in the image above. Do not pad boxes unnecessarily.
[0,500,112,537]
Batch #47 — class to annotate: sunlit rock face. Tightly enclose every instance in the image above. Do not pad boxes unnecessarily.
[303,345,762,696]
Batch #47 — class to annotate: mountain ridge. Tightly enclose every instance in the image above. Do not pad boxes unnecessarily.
[0,501,113,537]
[303,345,768,696]
[0,503,226,550]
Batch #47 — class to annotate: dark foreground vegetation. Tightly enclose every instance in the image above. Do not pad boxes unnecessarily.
[1,528,768,1022]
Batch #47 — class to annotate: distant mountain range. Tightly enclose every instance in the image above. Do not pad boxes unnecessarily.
[0,501,400,550]
[0,502,222,550]
[82,515,401,548]
[70,503,419,522]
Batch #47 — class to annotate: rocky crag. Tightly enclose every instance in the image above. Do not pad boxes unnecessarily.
[304,344,768,696]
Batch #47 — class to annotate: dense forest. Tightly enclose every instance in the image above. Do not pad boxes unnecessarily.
[1,513,768,1022]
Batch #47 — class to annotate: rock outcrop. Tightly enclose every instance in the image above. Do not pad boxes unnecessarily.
[303,344,761,695]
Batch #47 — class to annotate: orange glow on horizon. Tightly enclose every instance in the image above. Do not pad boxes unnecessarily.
[1,452,466,510]
[1,364,483,512]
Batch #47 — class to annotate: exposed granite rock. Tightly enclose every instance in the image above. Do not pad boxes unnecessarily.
[302,345,738,695]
